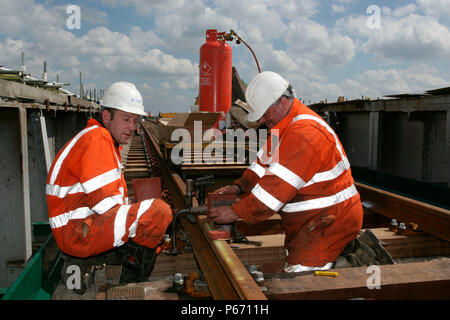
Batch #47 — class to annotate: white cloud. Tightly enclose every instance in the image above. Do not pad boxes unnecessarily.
[160,82,171,90]
[0,0,65,36]
[339,64,448,100]
[285,63,448,104]
[0,38,32,67]
[1,0,448,113]
[416,0,450,17]
[336,8,450,61]
[0,2,197,74]
[332,5,345,13]
[285,18,355,66]
[102,0,187,14]
[392,3,418,18]
[279,0,319,19]
[331,0,354,14]
[363,15,450,60]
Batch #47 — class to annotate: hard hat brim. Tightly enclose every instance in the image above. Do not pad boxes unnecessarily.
[101,105,148,117]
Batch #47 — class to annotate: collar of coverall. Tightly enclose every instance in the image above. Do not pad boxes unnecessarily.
[87,118,123,151]
[270,98,301,138]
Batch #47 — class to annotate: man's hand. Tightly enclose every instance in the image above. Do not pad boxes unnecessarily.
[209,206,239,224]
[213,184,241,195]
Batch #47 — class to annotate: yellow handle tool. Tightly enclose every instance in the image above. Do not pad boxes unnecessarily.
[314,271,338,277]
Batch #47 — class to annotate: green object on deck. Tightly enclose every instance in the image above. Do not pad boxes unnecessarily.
[1,231,62,300]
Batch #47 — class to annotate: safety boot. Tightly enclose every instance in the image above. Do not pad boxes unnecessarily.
[334,237,379,268]
[359,229,395,265]
[119,241,157,284]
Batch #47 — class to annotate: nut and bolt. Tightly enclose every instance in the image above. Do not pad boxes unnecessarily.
[254,271,266,291]
[398,222,407,234]
[254,271,264,284]
[389,219,398,231]
[248,264,258,275]
[248,265,265,286]
[174,273,184,285]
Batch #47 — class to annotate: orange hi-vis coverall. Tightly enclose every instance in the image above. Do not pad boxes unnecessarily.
[232,99,363,267]
[46,118,172,258]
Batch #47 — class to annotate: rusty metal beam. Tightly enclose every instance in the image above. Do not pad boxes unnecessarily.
[196,216,267,300]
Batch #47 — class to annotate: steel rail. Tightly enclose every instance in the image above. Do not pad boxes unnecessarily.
[141,123,267,300]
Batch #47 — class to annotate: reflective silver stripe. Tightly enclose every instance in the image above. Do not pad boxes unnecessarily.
[113,205,131,247]
[46,182,83,198]
[128,199,154,238]
[49,125,99,185]
[92,194,123,214]
[248,161,266,178]
[46,168,122,198]
[49,207,94,229]
[82,168,122,193]
[282,184,357,213]
[268,162,305,189]
[304,157,350,187]
[251,183,284,212]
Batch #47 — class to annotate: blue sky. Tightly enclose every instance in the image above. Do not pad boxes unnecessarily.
[1,0,449,114]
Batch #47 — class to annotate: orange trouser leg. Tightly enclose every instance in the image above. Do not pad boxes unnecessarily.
[131,199,173,248]
[55,199,173,258]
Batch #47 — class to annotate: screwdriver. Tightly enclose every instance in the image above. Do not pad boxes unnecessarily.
[314,271,338,277]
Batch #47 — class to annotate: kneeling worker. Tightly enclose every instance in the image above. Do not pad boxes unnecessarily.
[46,82,172,289]
[210,71,386,272]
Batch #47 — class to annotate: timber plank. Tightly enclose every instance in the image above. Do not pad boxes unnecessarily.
[371,228,450,258]
[151,252,200,277]
[231,228,450,261]
[233,234,286,275]
[124,163,149,167]
[264,258,450,300]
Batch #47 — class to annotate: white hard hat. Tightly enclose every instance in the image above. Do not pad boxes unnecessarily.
[245,71,290,122]
[100,81,147,116]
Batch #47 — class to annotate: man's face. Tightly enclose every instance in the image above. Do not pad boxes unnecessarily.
[103,109,139,144]
[258,104,284,129]
[257,97,292,129]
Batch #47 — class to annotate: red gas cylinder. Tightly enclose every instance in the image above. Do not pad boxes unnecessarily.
[199,29,232,114]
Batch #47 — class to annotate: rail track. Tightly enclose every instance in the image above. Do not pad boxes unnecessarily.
[114,120,450,300]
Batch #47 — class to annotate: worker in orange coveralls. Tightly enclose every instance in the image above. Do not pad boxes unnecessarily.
[210,72,393,272]
[46,82,172,291]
